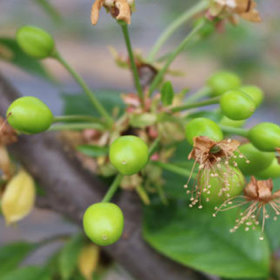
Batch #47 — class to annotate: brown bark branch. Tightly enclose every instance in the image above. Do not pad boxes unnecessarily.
[0,73,207,280]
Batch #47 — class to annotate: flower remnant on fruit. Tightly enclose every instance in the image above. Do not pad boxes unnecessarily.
[0,117,18,146]
[213,177,280,240]
[208,0,261,24]
[185,136,245,208]
[91,0,134,25]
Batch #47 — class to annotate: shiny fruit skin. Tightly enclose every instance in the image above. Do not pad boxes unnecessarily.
[200,165,245,206]
[83,202,124,246]
[258,158,280,179]
[234,143,274,175]
[249,122,280,152]
[219,89,256,121]
[185,117,223,145]
[207,71,241,97]
[240,85,263,108]
[109,136,149,175]
[6,96,53,134]
[16,26,55,59]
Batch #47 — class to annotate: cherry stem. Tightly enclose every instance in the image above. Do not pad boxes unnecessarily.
[171,96,220,113]
[219,125,249,137]
[148,21,205,97]
[151,161,197,177]
[119,22,145,108]
[102,173,124,203]
[49,122,106,131]
[184,86,212,103]
[148,137,160,158]
[53,51,114,127]
[147,0,208,62]
[53,115,105,124]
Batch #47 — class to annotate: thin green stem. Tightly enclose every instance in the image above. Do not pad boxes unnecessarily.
[53,115,104,124]
[49,122,105,131]
[148,22,204,96]
[102,174,124,203]
[135,185,151,205]
[53,52,113,126]
[147,0,208,62]
[151,161,196,177]
[119,22,144,106]
[171,96,220,113]
[148,137,160,158]
[219,125,249,137]
[184,86,211,103]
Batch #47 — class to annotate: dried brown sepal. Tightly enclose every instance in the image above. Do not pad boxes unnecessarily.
[91,0,131,25]
[0,117,18,146]
[209,0,261,24]
[214,177,280,240]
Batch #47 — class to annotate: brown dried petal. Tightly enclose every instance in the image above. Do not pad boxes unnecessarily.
[188,136,216,160]
[257,179,273,201]
[115,0,131,24]
[91,0,105,25]
[244,176,258,199]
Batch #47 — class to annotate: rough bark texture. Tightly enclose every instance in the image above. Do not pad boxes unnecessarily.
[0,73,207,280]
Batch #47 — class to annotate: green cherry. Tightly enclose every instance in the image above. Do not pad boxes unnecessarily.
[240,85,264,108]
[219,89,256,120]
[185,117,223,145]
[83,202,124,246]
[207,71,241,97]
[16,26,55,59]
[234,143,274,176]
[109,136,149,175]
[249,122,280,152]
[6,96,53,134]
[200,165,245,206]
[258,158,280,179]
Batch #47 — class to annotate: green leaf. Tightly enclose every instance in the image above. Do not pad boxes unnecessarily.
[0,38,53,81]
[77,145,109,158]
[2,266,51,280]
[61,90,124,117]
[143,200,270,278]
[161,81,174,106]
[59,233,85,280]
[0,242,36,277]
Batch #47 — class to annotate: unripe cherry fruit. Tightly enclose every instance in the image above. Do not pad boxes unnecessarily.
[249,122,280,152]
[258,158,280,179]
[16,26,55,59]
[219,89,256,120]
[83,202,124,246]
[185,117,223,145]
[6,96,53,134]
[109,135,149,175]
[234,143,274,176]
[200,165,245,206]
[219,115,245,128]
[207,71,241,97]
[240,85,264,108]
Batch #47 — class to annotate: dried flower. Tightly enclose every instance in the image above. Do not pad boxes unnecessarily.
[214,177,280,240]
[208,0,261,24]
[0,117,18,146]
[184,136,246,208]
[91,0,133,25]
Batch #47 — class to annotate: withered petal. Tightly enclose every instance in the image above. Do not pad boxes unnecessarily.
[91,0,105,25]
[257,179,273,201]
[244,176,258,199]
[115,0,131,24]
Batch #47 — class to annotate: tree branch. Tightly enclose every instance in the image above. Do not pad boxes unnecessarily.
[0,73,208,280]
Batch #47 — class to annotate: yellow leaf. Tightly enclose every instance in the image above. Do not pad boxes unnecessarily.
[78,244,99,280]
[1,170,35,225]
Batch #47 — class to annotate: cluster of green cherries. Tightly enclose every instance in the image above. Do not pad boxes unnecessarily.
[6,93,149,245]
[185,71,280,205]
[5,25,280,245]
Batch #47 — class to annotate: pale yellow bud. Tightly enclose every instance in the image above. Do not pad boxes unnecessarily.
[78,244,99,280]
[1,170,35,224]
